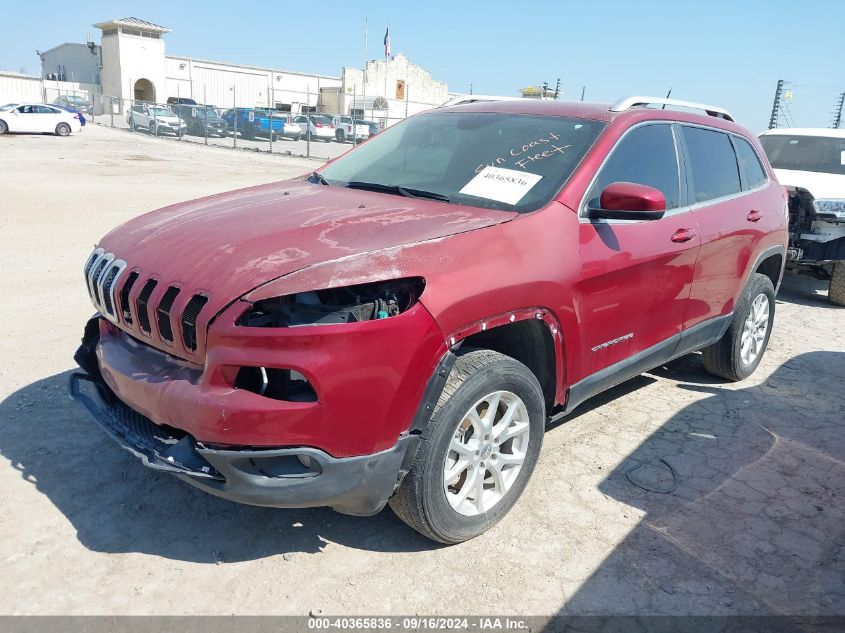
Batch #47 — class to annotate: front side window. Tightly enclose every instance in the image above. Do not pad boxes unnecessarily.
[586,123,681,210]
[733,136,767,189]
[319,111,605,212]
[682,126,742,203]
[759,134,845,176]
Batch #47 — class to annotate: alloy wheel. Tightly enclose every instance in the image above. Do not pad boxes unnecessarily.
[443,390,531,516]
[740,293,770,365]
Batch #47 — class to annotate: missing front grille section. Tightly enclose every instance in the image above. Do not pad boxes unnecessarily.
[136,279,158,334]
[120,271,139,324]
[234,367,318,402]
[181,294,209,351]
[157,286,181,342]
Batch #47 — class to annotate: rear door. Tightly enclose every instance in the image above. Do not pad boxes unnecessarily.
[680,125,767,331]
[576,122,701,377]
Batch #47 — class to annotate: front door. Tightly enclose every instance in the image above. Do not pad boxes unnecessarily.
[575,122,701,380]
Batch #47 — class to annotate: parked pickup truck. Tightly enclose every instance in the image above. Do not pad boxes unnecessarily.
[221,108,302,141]
[330,115,370,143]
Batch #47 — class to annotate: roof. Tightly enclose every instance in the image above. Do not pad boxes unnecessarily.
[38,42,97,57]
[760,127,845,139]
[93,17,171,33]
[442,98,749,133]
[166,54,340,81]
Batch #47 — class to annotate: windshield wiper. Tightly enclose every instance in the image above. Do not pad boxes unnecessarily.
[308,172,330,185]
[346,181,451,202]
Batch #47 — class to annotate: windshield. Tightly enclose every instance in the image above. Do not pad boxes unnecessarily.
[66,96,88,105]
[318,111,605,212]
[0,103,19,111]
[311,115,332,124]
[150,107,175,117]
[760,134,845,176]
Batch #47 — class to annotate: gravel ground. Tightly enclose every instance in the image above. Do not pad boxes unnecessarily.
[0,125,843,616]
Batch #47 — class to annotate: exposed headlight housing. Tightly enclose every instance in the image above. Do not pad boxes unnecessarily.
[237,277,426,327]
[813,199,845,223]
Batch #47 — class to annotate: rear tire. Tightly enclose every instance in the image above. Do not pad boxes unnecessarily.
[702,273,775,381]
[389,349,545,544]
[828,261,845,306]
[55,122,71,136]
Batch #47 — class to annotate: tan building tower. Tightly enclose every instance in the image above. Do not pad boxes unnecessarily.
[94,17,170,105]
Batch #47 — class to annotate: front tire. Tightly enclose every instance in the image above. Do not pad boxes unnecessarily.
[828,261,845,306]
[55,122,71,136]
[389,349,545,544]
[702,273,775,381]
[0,119,7,135]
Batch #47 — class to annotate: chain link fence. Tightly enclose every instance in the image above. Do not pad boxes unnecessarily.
[38,84,433,162]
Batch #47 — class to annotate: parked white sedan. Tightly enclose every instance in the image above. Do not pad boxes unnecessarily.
[0,103,82,136]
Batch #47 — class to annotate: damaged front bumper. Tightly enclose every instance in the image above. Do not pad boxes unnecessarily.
[69,371,416,515]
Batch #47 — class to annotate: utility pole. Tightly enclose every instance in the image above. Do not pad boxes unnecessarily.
[831,91,844,129]
[580,86,585,102]
[553,78,561,100]
[768,79,785,130]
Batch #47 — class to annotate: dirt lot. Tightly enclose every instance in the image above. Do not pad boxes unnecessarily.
[0,125,843,616]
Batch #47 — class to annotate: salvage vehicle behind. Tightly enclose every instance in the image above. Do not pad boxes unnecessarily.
[72,97,788,543]
[759,128,845,305]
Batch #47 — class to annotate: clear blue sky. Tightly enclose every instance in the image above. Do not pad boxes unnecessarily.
[4,0,843,130]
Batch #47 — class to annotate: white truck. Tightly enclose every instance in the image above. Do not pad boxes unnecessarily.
[759,128,845,305]
[331,115,370,143]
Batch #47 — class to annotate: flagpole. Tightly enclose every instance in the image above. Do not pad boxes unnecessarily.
[384,24,389,115]
[363,18,367,118]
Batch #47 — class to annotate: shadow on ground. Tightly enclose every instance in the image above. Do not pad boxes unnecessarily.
[0,371,438,562]
[554,351,845,620]
[777,273,842,310]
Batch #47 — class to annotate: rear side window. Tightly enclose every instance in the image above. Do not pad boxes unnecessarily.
[588,123,681,209]
[733,136,767,189]
[682,126,741,203]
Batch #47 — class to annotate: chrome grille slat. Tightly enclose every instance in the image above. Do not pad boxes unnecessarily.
[100,259,127,323]
[85,248,106,303]
[91,253,114,311]
[82,248,210,356]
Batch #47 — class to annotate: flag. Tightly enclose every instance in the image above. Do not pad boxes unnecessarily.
[384,27,391,59]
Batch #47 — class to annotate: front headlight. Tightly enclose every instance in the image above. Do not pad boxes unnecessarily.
[813,199,845,222]
[237,277,426,327]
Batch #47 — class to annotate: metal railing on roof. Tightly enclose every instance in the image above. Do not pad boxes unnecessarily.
[610,96,734,122]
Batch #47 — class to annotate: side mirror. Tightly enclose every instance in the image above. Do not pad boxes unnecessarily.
[589,182,667,220]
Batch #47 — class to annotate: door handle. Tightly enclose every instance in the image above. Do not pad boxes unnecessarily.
[747,210,763,222]
[671,228,697,243]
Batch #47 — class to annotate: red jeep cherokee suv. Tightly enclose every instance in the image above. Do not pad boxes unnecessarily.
[72,96,788,543]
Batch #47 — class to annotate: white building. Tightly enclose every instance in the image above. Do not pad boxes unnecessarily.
[33,17,449,120]
[321,54,449,123]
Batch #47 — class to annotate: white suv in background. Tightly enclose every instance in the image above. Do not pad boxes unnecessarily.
[759,128,845,304]
[127,104,187,136]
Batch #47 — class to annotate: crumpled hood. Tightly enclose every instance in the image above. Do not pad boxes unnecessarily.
[97,179,515,315]
[774,168,845,200]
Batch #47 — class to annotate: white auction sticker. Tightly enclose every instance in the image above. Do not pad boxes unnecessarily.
[459,166,543,205]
